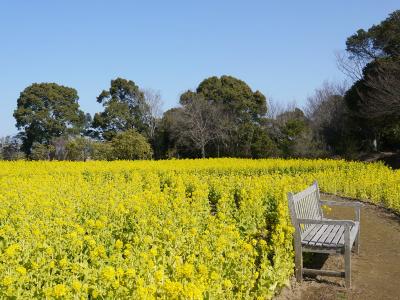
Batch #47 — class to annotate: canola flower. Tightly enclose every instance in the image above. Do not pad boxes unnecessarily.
[0,158,399,299]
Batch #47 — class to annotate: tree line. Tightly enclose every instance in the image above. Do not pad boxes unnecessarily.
[1,10,399,161]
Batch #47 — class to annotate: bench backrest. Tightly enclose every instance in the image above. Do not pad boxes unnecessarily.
[287,181,323,235]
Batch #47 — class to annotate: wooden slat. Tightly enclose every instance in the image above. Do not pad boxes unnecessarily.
[320,200,363,207]
[302,195,309,230]
[310,193,318,219]
[302,247,341,254]
[301,224,317,240]
[305,224,329,246]
[293,184,317,203]
[324,224,341,246]
[309,224,330,246]
[302,224,322,242]
[315,225,337,247]
[331,226,345,245]
[304,194,311,220]
[303,268,345,278]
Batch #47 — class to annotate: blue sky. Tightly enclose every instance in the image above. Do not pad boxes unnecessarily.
[0,1,398,136]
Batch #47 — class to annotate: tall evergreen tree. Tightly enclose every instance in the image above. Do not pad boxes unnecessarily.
[92,78,150,140]
[14,83,85,154]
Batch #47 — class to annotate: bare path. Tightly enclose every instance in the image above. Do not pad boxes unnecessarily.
[277,194,400,300]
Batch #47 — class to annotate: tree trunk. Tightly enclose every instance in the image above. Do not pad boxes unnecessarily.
[201,145,205,158]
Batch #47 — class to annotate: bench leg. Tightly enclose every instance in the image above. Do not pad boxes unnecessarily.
[354,231,360,255]
[345,241,351,288]
[354,206,360,255]
[295,244,303,282]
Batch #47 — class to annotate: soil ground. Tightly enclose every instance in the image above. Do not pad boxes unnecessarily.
[276,194,400,300]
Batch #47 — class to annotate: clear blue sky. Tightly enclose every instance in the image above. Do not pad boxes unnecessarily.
[1,1,398,136]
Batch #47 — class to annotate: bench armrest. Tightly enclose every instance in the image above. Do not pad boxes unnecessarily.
[319,200,362,222]
[297,218,356,227]
[320,200,363,207]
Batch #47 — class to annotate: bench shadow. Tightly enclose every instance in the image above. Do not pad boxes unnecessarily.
[303,252,344,288]
[302,253,345,287]
[303,252,329,271]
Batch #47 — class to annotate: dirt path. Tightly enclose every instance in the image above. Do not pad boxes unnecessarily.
[276,194,400,300]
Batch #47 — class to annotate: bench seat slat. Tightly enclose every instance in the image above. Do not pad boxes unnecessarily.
[302,224,322,241]
[307,224,330,246]
[331,225,346,245]
[315,224,337,246]
[324,224,341,245]
[301,221,359,248]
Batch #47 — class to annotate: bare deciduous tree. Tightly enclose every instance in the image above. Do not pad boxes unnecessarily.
[0,136,25,160]
[176,96,223,158]
[266,98,284,119]
[335,50,367,82]
[266,98,298,120]
[142,88,164,139]
[305,81,351,154]
[305,81,348,119]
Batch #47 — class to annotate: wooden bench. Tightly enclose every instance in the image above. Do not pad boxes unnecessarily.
[287,181,362,287]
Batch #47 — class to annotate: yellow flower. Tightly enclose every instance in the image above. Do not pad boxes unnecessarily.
[5,244,20,257]
[16,266,27,276]
[49,260,56,269]
[115,239,123,250]
[178,263,194,278]
[31,261,39,270]
[91,289,99,299]
[88,238,96,248]
[45,247,54,256]
[164,280,183,298]
[99,215,108,223]
[183,282,202,299]
[116,267,124,277]
[210,271,220,281]
[154,269,164,282]
[86,219,95,228]
[71,263,80,273]
[112,280,120,289]
[149,247,157,256]
[102,266,115,281]
[72,280,82,292]
[43,287,53,297]
[53,284,67,297]
[2,276,13,286]
[123,249,131,257]
[198,264,208,276]
[125,268,135,278]
[223,279,233,289]
[259,239,267,248]
[59,257,68,268]
[143,235,152,244]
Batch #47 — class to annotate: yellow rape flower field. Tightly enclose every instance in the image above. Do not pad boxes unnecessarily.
[0,159,399,299]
